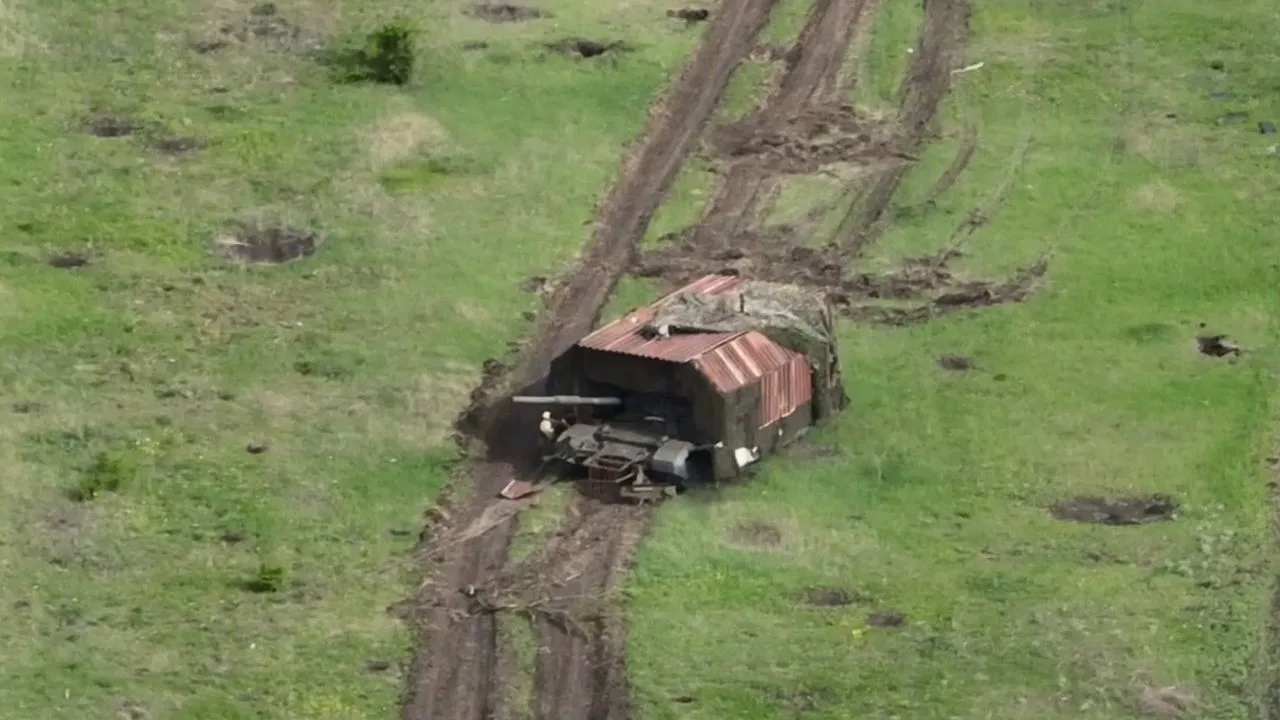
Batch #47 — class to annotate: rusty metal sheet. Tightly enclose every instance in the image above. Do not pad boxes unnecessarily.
[760,353,813,428]
[578,307,745,363]
[693,331,798,394]
[579,275,755,362]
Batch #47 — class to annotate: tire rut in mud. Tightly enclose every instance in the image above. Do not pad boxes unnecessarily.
[635,0,1038,328]
[518,0,887,718]
[692,0,883,247]
[398,0,782,716]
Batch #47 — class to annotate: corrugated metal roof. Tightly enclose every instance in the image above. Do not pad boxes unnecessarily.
[693,331,800,394]
[654,273,748,303]
[578,305,746,363]
[577,275,803,393]
[759,353,813,428]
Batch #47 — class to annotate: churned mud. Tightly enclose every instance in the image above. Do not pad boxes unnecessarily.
[401,0,1000,717]
[398,0,783,716]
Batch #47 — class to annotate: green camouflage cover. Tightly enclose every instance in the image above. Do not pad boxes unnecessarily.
[649,278,846,420]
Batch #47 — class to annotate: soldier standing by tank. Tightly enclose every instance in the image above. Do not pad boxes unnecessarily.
[537,410,570,458]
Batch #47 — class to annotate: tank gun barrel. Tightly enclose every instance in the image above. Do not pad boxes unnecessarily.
[511,395,623,406]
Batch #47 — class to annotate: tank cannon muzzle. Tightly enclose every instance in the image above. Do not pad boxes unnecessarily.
[511,395,623,406]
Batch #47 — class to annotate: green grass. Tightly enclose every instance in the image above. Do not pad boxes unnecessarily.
[6,0,1280,717]
[627,0,1280,719]
[0,0,705,717]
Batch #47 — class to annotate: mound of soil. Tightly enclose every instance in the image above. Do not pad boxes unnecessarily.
[85,114,133,138]
[195,3,305,54]
[637,234,1048,327]
[938,355,973,371]
[668,8,710,22]
[1197,334,1240,357]
[548,38,631,59]
[465,3,546,22]
[47,253,90,269]
[1049,495,1178,526]
[214,224,318,264]
[711,104,902,174]
[729,521,781,547]
[867,610,906,628]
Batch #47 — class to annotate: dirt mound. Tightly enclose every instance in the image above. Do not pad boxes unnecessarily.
[1196,333,1240,357]
[668,8,710,23]
[1049,495,1179,525]
[548,38,631,59]
[214,223,318,264]
[47,252,91,269]
[867,610,906,628]
[710,104,904,173]
[193,3,308,54]
[84,114,133,138]
[638,237,1047,326]
[466,3,546,22]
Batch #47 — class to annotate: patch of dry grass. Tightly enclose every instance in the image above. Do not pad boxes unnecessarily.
[1133,180,1181,212]
[363,109,451,170]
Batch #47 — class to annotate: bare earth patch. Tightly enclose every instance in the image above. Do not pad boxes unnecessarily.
[1049,495,1179,525]
[867,610,906,628]
[1130,672,1200,718]
[152,137,205,156]
[84,114,134,138]
[729,521,782,547]
[464,3,546,22]
[668,8,711,23]
[214,223,319,264]
[47,252,91,269]
[547,38,632,59]
[938,354,974,371]
[802,587,861,607]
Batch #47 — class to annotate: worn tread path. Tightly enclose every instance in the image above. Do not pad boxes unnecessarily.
[399,0,782,716]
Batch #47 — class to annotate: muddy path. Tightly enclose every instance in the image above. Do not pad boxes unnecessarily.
[397,0,782,716]
[634,0,1041,328]
[516,0,891,718]
[832,0,974,252]
[691,0,883,248]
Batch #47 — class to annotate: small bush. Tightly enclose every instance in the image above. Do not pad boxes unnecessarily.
[68,451,133,502]
[326,20,417,86]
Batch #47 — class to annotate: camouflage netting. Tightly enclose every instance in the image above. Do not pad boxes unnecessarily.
[648,278,846,420]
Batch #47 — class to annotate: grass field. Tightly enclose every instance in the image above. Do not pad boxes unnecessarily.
[3,0,1279,719]
[0,0,704,717]
[627,0,1280,718]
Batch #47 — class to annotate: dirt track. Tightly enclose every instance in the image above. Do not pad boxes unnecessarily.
[398,0,781,716]
[401,0,982,718]
[511,2,899,717]
[691,0,882,247]
[634,0,1040,329]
